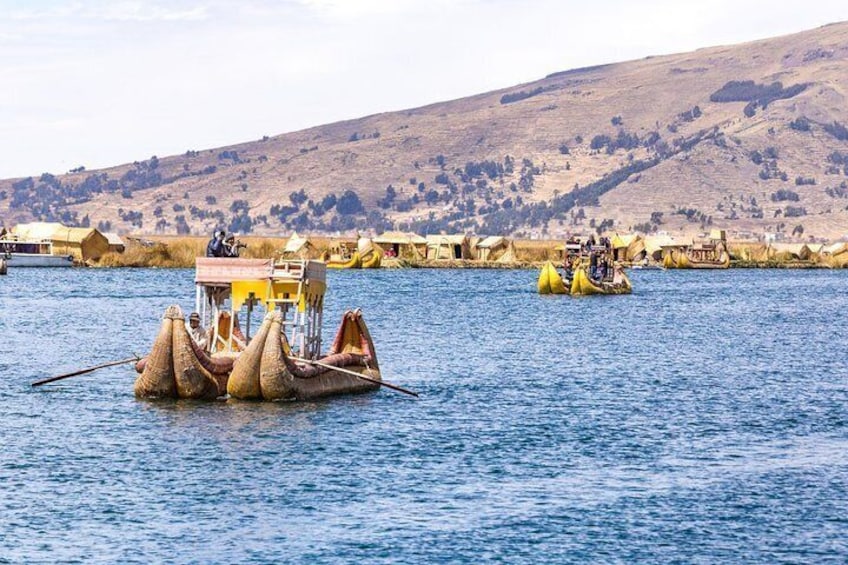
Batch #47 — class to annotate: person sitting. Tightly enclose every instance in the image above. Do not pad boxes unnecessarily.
[188,312,208,350]
[206,230,226,257]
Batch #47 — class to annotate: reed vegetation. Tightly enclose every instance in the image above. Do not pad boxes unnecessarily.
[91,235,848,269]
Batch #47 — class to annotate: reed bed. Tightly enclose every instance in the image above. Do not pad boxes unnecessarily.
[96,236,314,268]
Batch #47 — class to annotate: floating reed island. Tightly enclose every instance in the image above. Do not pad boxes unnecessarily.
[6,221,848,269]
[134,258,383,402]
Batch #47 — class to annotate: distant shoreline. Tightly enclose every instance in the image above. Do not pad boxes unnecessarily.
[83,235,842,270]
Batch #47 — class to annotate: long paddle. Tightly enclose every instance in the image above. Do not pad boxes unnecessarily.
[31,356,140,387]
[291,356,419,398]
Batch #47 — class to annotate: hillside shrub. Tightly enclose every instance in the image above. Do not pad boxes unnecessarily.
[500,87,546,104]
[824,121,848,141]
[336,190,364,215]
[710,80,807,105]
[789,117,811,132]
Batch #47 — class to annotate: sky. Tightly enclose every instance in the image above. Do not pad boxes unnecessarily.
[0,0,845,179]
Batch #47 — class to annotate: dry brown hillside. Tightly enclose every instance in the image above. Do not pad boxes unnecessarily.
[2,21,848,240]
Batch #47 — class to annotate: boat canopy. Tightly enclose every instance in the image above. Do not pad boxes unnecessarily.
[195,258,327,359]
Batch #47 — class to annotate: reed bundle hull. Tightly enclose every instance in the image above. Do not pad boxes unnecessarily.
[227,309,380,401]
[537,261,569,295]
[664,245,730,269]
[570,266,632,296]
[361,251,382,269]
[134,306,231,400]
[135,306,380,401]
[326,251,362,269]
[677,253,730,269]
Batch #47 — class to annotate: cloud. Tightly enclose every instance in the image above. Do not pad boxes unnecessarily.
[0,0,846,177]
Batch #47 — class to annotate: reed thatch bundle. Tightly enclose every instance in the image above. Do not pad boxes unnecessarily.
[821,253,848,268]
[134,306,227,399]
[134,308,178,398]
[226,311,275,399]
[228,310,380,401]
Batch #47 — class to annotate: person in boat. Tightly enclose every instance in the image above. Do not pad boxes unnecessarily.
[188,312,208,350]
[206,230,226,257]
[613,263,625,285]
[563,260,574,285]
[223,234,247,257]
[595,261,607,282]
[588,249,598,278]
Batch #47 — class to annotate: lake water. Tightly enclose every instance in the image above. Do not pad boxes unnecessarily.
[0,267,846,563]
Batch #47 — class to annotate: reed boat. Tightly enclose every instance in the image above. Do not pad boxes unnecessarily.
[361,250,382,269]
[663,241,730,269]
[326,250,362,269]
[570,264,632,296]
[537,261,569,295]
[134,258,381,401]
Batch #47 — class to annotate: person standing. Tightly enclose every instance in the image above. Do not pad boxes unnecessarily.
[206,230,226,257]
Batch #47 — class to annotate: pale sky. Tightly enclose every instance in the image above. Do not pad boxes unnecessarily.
[0,0,845,179]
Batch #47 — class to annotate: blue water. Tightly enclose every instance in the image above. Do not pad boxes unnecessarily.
[0,267,846,563]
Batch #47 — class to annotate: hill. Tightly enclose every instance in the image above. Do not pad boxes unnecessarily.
[2,22,848,240]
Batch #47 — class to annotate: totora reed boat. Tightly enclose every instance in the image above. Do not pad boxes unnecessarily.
[326,250,362,269]
[663,238,730,269]
[537,261,569,295]
[134,258,381,401]
[570,264,632,296]
[538,258,632,296]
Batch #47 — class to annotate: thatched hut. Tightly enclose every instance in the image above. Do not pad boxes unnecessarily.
[643,235,680,261]
[475,236,507,261]
[821,242,848,267]
[770,243,811,261]
[729,242,770,262]
[12,222,64,241]
[426,234,471,260]
[611,233,645,262]
[53,227,110,263]
[102,232,126,253]
[282,231,320,259]
[821,242,848,257]
[373,231,427,259]
[496,240,518,263]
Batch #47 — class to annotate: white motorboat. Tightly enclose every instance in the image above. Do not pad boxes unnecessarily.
[0,236,74,267]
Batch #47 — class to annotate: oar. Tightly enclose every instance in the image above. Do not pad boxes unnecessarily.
[291,356,419,398]
[31,356,140,387]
